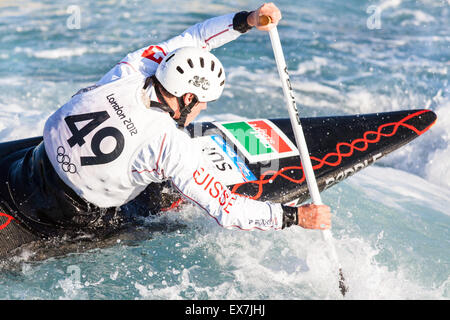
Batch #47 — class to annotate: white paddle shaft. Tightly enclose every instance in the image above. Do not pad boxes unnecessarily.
[267,25,347,296]
[268,27,322,205]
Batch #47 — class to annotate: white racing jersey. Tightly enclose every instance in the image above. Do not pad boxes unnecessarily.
[43,13,284,231]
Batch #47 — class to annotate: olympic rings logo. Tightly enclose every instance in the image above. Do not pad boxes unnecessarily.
[56,146,77,174]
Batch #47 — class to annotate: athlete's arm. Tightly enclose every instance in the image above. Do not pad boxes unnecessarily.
[97,4,281,85]
[131,122,330,231]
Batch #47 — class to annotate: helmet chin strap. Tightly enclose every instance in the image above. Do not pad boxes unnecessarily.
[175,95,198,128]
[147,76,198,128]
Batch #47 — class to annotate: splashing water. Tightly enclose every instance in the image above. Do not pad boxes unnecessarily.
[0,0,449,299]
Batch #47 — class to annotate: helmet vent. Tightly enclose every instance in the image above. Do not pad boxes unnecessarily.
[176,66,184,74]
[187,59,194,68]
[211,60,215,71]
[199,57,204,68]
[220,80,225,86]
[218,68,222,78]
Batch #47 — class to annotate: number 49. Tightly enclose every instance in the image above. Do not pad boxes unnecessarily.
[65,111,125,166]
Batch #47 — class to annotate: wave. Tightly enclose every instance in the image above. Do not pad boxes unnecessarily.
[13,45,124,59]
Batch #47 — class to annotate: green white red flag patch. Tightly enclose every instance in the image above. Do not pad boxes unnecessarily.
[217,119,298,163]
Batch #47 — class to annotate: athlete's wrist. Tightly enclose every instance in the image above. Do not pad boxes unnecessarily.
[233,11,253,33]
[281,205,298,229]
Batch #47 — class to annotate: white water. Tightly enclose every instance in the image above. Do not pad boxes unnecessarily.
[0,0,448,300]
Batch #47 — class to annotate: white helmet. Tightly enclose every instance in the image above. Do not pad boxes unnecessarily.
[155,47,225,102]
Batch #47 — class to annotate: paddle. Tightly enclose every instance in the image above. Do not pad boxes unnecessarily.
[259,15,348,297]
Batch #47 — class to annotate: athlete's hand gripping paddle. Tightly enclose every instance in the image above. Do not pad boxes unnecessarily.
[259,15,348,297]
